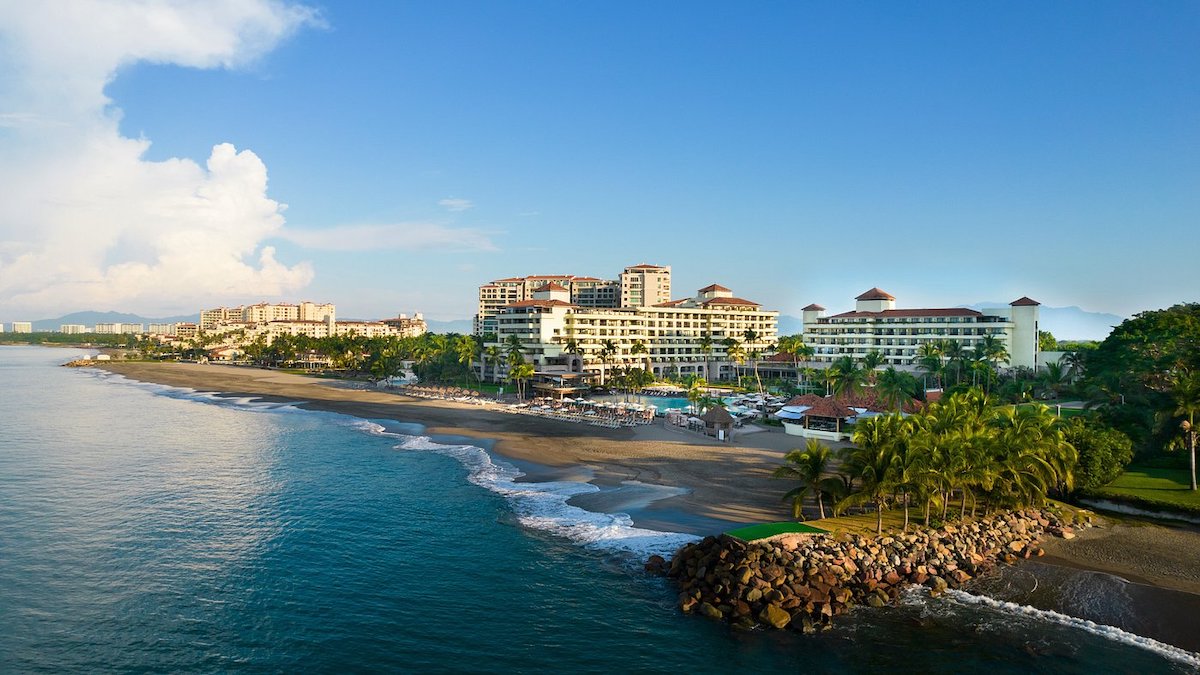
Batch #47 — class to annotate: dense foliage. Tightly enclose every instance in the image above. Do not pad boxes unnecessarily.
[1062,417,1134,490]
[774,389,1076,533]
[1080,303,1200,460]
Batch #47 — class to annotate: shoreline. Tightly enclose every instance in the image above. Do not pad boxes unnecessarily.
[94,362,804,534]
[90,361,1200,605]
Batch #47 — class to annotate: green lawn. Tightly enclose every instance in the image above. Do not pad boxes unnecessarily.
[725,522,827,541]
[1094,467,1200,512]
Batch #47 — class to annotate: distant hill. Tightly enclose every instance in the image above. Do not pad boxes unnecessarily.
[31,310,197,331]
[425,319,474,334]
[967,303,1123,341]
[778,315,803,335]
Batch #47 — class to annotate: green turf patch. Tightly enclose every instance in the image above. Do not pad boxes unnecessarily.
[725,522,827,541]
[1089,467,1200,514]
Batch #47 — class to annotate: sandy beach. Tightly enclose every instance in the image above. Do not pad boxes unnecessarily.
[94,362,1200,607]
[97,362,807,530]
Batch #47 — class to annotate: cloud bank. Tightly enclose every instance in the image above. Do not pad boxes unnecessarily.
[0,1,319,316]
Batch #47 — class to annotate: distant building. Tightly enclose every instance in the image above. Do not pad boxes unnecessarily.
[12,321,33,333]
[147,323,176,336]
[59,324,88,334]
[474,263,670,335]
[95,323,143,334]
[800,288,1040,369]
[202,302,336,332]
[490,282,777,382]
[382,313,428,338]
[174,323,199,339]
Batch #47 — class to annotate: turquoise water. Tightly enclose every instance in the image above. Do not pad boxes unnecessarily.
[593,394,726,411]
[1,346,1195,673]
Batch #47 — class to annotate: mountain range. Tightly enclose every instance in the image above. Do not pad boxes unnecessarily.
[26,304,1122,341]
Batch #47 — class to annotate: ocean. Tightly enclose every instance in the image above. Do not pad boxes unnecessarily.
[1,345,1196,673]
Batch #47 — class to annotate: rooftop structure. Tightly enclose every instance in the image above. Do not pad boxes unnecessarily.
[474,263,670,335]
[801,289,1040,369]
[489,282,777,383]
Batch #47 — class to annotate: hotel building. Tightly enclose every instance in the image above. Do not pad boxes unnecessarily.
[800,288,1040,369]
[490,282,777,382]
[59,324,88,334]
[12,321,32,333]
[198,301,425,345]
[474,263,670,335]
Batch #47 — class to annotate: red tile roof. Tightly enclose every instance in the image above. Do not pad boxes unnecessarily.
[627,264,666,270]
[572,276,604,282]
[699,283,732,292]
[701,296,760,307]
[802,304,826,311]
[534,282,569,292]
[1010,296,1041,306]
[506,299,573,309]
[828,308,983,319]
[856,287,896,301]
[653,299,689,307]
[527,275,572,279]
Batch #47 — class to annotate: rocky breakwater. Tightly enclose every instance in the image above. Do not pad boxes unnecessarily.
[646,508,1095,632]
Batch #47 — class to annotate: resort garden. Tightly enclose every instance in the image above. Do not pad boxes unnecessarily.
[774,389,1078,534]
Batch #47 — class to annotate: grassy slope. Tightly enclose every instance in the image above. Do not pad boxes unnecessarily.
[1092,467,1200,513]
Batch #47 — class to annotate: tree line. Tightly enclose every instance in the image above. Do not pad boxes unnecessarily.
[775,388,1078,534]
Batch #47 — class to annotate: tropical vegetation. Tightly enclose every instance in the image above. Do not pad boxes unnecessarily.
[774,388,1077,534]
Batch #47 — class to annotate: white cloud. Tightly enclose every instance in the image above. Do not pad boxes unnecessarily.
[438,197,474,212]
[0,1,320,316]
[281,223,497,252]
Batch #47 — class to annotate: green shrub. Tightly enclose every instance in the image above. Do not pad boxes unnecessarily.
[1065,417,1134,491]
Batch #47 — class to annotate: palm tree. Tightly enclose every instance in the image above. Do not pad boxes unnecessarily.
[1062,351,1086,383]
[829,355,865,398]
[917,341,944,389]
[773,439,834,519]
[509,362,536,401]
[942,340,968,386]
[876,366,916,410]
[860,349,885,384]
[1168,369,1200,491]
[504,334,524,364]
[455,334,478,385]
[842,415,902,534]
[743,328,765,394]
[726,342,746,388]
[484,345,503,383]
[981,334,1009,370]
[598,339,618,387]
[631,339,650,374]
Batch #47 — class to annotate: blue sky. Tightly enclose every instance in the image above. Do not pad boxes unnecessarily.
[1,2,1196,322]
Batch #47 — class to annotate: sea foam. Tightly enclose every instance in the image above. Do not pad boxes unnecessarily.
[384,432,700,559]
[942,588,1200,668]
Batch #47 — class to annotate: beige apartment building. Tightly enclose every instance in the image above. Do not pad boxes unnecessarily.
[800,288,1041,370]
[491,282,777,382]
[474,263,670,335]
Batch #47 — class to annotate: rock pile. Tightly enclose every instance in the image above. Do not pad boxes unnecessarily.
[647,508,1094,632]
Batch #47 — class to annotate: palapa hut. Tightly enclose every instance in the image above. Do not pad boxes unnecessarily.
[700,405,736,442]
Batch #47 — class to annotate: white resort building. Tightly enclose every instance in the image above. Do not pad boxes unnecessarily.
[800,288,1041,370]
[489,281,777,385]
[197,301,426,346]
[474,263,671,335]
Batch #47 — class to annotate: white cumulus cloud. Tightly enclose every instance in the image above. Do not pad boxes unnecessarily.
[0,1,320,316]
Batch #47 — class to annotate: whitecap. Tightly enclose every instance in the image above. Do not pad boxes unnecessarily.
[393,435,699,559]
[942,588,1200,668]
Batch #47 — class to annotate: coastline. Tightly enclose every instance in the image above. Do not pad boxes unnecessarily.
[90,362,1200,609]
[93,362,803,534]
